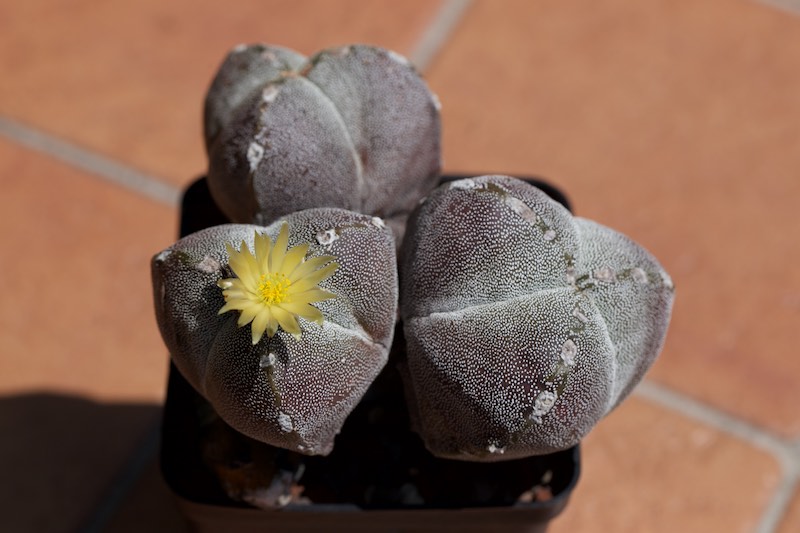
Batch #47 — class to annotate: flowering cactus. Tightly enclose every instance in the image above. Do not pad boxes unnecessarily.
[155,38,675,475]
[400,176,674,461]
[151,209,397,455]
[204,43,441,239]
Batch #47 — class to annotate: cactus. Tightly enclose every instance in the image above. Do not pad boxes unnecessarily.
[400,176,674,461]
[204,43,441,241]
[151,208,397,455]
[154,39,675,476]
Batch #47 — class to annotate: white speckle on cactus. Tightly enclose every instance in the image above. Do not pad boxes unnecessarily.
[560,339,578,366]
[661,271,675,290]
[232,43,248,53]
[260,49,278,62]
[593,265,616,283]
[387,49,410,66]
[277,412,293,433]
[259,353,277,369]
[370,216,386,229]
[253,127,269,146]
[487,443,506,455]
[316,228,339,246]
[505,195,539,225]
[247,142,264,173]
[261,85,279,103]
[572,305,590,324]
[449,178,477,190]
[543,229,557,242]
[531,391,558,423]
[155,250,171,262]
[331,45,351,57]
[431,92,442,111]
[196,256,220,274]
[297,443,316,454]
[632,267,649,284]
[565,265,577,285]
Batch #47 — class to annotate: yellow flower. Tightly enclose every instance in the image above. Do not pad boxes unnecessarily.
[217,223,339,344]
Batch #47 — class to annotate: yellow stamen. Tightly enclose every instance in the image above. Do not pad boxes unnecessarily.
[217,224,339,343]
[258,273,291,305]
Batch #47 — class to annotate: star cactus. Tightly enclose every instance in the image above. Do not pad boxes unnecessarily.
[152,209,397,455]
[204,43,441,242]
[152,41,675,474]
[399,176,675,460]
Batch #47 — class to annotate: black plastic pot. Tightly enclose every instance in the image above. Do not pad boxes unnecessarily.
[160,175,580,532]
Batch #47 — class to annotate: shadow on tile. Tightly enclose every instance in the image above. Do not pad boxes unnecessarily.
[0,392,163,533]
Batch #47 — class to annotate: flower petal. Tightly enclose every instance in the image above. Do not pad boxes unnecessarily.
[219,297,253,312]
[282,242,310,273]
[218,302,237,315]
[218,227,342,341]
[228,241,259,290]
[291,263,340,292]
[287,256,337,283]
[279,301,324,324]
[220,289,246,301]
[251,308,273,344]
[269,223,289,272]
[272,306,301,337]
[254,232,272,272]
[288,287,337,303]
[237,305,260,327]
[266,314,280,338]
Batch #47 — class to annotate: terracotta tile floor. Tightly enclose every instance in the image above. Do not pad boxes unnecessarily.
[1,0,798,531]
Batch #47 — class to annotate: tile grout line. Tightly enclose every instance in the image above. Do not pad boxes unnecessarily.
[0,116,180,207]
[409,0,473,73]
[636,380,795,458]
[757,0,800,17]
[635,380,799,533]
[760,473,799,533]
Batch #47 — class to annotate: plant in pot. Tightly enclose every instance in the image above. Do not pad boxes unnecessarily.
[151,43,675,532]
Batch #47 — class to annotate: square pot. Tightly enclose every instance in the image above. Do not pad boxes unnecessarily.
[159,176,581,532]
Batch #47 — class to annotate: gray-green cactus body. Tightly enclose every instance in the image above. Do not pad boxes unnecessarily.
[152,208,397,455]
[205,43,441,240]
[400,176,674,461]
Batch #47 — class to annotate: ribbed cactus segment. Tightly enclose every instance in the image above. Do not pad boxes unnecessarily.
[204,43,441,239]
[400,176,674,461]
[204,44,306,152]
[151,208,398,455]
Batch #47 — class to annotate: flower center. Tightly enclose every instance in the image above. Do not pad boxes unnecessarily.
[258,273,291,305]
